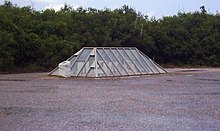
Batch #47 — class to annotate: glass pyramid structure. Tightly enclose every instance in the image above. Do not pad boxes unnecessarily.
[49,47,167,77]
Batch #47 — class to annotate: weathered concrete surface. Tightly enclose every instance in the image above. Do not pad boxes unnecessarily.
[0,68,220,130]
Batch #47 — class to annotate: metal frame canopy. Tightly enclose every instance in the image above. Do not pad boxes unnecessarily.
[48,47,167,77]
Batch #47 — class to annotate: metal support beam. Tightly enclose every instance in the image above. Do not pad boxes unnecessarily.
[97,61,108,77]
[138,50,160,73]
[102,48,122,76]
[96,50,115,76]
[94,48,98,77]
[123,48,142,74]
[129,49,149,73]
[76,54,91,76]
[116,48,136,75]
[70,49,85,70]
[135,48,155,73]
[109,48,129,75]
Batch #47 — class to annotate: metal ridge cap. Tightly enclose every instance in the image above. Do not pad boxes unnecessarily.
[82,47,137,49]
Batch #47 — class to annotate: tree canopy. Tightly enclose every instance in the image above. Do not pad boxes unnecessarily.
[0,1,219,73]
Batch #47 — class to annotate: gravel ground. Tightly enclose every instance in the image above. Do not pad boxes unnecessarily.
[0,68,220,131]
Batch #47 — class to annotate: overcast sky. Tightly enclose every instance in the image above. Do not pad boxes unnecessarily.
[1,0,220,18]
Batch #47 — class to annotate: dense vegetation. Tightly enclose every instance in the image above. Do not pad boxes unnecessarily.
[0,1,220,73]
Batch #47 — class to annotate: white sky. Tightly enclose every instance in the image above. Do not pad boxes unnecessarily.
[1,0,220,18]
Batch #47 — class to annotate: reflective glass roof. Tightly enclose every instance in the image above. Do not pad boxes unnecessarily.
[49,47,167,77]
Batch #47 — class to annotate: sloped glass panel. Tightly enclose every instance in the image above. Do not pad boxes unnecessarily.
[118,49,140,74]
[142,55,159,73]
[78,56,95,76]
[111,49,133,75]
[97,49,120,76]
[71,61,80,76]
[97,51,114,76]
[154,63,166,73]
[124,49,145,73]
[87,68,96,77]
[78,48,92,60]
[96,63,106,77]
[105,49,127,75]
[68,56,76,63]
[130,49,153,74]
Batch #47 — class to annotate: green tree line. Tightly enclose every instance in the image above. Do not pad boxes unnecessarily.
[0,1,220,73]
